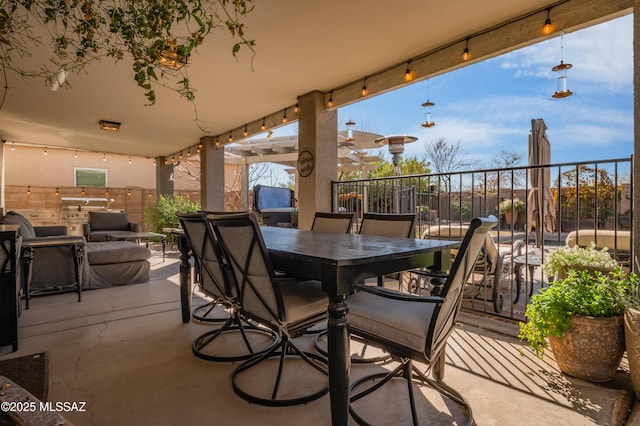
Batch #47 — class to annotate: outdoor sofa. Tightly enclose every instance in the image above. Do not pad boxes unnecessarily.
[1,211,151,297]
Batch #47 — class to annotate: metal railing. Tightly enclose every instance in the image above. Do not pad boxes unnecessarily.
[332,157,632,322]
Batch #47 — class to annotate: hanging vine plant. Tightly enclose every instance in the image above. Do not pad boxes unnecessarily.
[0,0,255,105]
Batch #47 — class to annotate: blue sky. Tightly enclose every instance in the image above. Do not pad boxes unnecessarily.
[260,14,632,184]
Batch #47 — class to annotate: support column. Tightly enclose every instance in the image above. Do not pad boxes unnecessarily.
[634,0,640,271]
[297,91,338,230]
[200,136,225,211]
[239,157,249,211]
[155,157,174,198]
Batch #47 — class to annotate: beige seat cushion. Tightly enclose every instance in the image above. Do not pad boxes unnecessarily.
[347,291,436,354]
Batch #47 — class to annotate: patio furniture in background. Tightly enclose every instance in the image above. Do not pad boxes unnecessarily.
[345,216,496,425]
[177,212,277,362]
[311,212,355,234]
[359,212,416,287]
[82,211,141,242]
[512,252,544,305]
[252,184,296,227]
[209,213,330,406]
[105,231,167,261]
[566,230,631,267]
[2,211,85,307]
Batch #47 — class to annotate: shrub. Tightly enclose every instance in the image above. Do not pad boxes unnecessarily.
[144,194,200,233]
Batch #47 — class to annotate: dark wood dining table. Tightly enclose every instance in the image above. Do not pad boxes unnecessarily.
[176,226,459,426]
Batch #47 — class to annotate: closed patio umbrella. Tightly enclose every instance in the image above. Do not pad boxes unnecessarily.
[527,118,556,247]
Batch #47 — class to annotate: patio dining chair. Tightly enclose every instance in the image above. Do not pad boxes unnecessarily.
[176,212,277,362]
[311,211,355,234]
[208,212,329,406]
[359,212,416,287]
[346,216,497,426]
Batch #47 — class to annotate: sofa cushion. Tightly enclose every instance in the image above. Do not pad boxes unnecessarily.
[86,241,151,265]
[88,211,130,231]
[3,211,36,238]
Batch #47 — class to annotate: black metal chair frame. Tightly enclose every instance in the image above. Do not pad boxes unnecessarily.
[347,216,497,426]
[177,212,277,363]
[209,212,329,407]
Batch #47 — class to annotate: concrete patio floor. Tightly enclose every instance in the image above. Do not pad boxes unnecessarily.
[1,245,639,425]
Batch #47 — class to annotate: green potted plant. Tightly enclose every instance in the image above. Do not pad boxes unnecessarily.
[519,265,635,382]
[542,242,617,280]
[498,198,525,225]
[623,261,640,398]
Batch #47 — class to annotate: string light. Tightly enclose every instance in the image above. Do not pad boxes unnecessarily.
[55,188,59,196]
[462,39,470,61]
[542,8,555,35]
[81,187,85,195]
[243,124,248,137]
[102,153,106,162]
[282,108,288,123]
[74,150,78,159]
[153,159,157,166]
[128,156,132,164]
[27,185,31,195]
[11,142,15,151]
[127,188,131,196]
[179,152,183,160]
[43,147,47,155]
[328,92,334,107]
[404,62,413,82]
[294,102,299,113]
[261,117,266,130]
[105,188,109,195]
[361,79,368,97]
[228,132,233,143]
[171,154,175,163]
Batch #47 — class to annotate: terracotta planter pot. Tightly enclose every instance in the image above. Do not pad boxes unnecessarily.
[549,315,625,382]
[625,308,640,398]
[503,211,518,225]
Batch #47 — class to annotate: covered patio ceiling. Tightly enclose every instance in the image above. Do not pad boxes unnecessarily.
[0,0,631,159]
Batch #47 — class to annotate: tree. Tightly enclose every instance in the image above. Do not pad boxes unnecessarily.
[1,0,255,106]
[424,138,472,192]
[483,149,525,194]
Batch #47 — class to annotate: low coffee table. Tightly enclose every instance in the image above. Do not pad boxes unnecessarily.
[105,231,166,261]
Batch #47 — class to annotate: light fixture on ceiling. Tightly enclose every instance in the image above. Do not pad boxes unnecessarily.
[99,120,121,131]
[11,142,15,151]
[462,39,471,61]
[55,187,59,196]
[74,150,78,158]
[282,108,288,123]
[294,102,299,113]
[328,92,334,107]
[542,8,555,35]
[43,147,47,156]
[27,185,31,195]
[158,40,188,70]
[228,132,233,143]
[243,124,249,137]
[551,35,573,99]
[261,117,267,130]
[102,153,107,162]
[404,62,413,82]
[128,156,132,164]
[361,79,368,97]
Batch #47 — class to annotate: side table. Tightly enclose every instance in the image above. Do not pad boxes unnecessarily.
[512,253,544,304]
[21,236,84,309]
